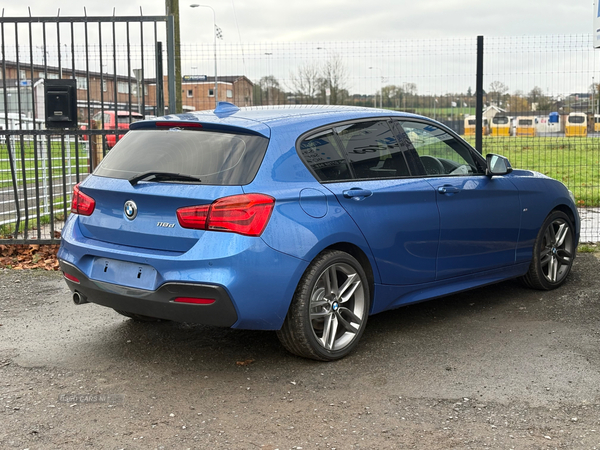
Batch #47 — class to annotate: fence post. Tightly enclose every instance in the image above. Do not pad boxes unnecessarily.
[166,15,177,115]
[476,35,484,154]
[156,42,165,116]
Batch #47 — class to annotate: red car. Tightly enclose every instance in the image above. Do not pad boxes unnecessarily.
[92,110,143,149]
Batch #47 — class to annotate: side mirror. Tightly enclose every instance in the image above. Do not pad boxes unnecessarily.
[486,153,513,177]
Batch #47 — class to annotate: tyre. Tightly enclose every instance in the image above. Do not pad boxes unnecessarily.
[113,309,165,322]
[276,250,370,361]
[522,210,575,290]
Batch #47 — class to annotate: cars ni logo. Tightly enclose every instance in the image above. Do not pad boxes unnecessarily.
[124,200,137,220]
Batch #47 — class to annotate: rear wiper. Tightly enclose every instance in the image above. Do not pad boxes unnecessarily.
[129,171,202,186]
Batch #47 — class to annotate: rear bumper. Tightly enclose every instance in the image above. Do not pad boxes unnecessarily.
[60,260,238,327]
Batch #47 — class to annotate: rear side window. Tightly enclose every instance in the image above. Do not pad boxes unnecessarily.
[335,121,409,179]
[298,130,353,182]
[94,129,269,185]
[298,120,412,182]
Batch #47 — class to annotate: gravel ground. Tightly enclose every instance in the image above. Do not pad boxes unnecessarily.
[1,254,600,449]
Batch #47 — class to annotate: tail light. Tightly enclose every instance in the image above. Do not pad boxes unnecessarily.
[177,193,275,237]
[71,183,96,216]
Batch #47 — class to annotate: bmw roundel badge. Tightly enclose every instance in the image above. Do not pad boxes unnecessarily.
[124,200,138,220]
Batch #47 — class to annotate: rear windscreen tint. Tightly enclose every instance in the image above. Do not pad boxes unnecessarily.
[94,129,269,185]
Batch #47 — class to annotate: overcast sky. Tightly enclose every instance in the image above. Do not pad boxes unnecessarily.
[2,0,596,44]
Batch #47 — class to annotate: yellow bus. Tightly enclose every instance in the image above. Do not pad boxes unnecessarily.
[464,116,488,136]
[565,112,587,137]
[515,117,536,137]
[490,115,511,136]
[594,114,600,132]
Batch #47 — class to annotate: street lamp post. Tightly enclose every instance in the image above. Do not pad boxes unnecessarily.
[190,4,218,108]
[264,52,273,105]
[316,47,331,105]
[368,66,383,108]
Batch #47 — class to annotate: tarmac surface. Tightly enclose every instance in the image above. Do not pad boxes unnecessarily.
[1,253,600,449]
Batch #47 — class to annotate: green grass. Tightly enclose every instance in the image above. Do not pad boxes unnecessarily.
[0,141,90,189]
[578,243,599,253]
[415,107,476,118]
[2,136,600,207]
[473,136,600,207]
[0,209,66,237]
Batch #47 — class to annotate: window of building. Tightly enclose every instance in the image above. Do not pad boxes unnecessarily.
[76,77,88,90]
[187,89,194,98]
[226,89,233,98]
[47,72,60,79]
[19,69,27,80]
[102,80,108,92]
[208,89,214,97]
[117,81,129,94]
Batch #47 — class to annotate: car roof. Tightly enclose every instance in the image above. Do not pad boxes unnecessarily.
[131,103,424,137]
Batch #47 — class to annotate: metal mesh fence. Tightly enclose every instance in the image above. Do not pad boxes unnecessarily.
[1,33,599,241]
[180,35,600,241]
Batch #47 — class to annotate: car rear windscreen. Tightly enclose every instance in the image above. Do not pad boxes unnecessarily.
[117,116,143,124]
[568,115,585,124]
[94,129,269,185]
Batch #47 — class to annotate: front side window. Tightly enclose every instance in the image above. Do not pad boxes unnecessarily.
[398,121,484,176]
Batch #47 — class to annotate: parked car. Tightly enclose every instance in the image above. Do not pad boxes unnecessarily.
[59,103,580,361]
[91,110,143,149]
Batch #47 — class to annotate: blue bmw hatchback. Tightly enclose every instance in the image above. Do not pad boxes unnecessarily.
[59,104,580,361]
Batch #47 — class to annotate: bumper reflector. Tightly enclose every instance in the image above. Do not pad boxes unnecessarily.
[173,297,216,305]
[63,272,80,283]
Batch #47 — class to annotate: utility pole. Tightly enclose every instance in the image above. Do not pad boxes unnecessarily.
[165,0,182,113]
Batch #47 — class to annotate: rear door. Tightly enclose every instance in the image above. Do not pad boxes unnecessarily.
[397,120,521,280]
[299,120,439,285]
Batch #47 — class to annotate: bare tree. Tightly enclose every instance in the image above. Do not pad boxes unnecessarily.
[289,62,320,103]
[320,53,349,105]
[488,81,509,107]
[257,75,283,105]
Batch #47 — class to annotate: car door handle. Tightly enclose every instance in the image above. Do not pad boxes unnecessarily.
[343,188,373,200]
[437,185,461,194]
